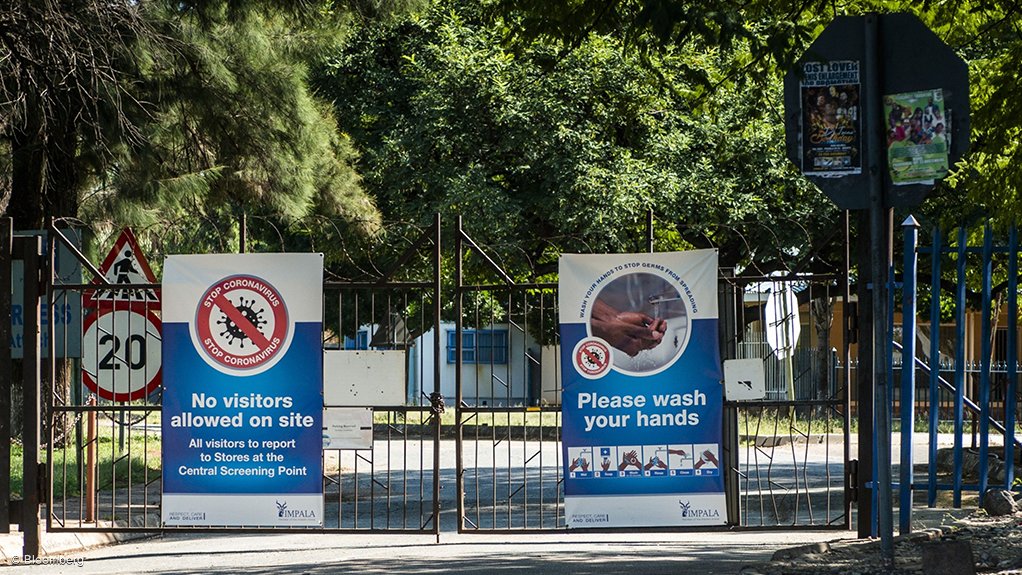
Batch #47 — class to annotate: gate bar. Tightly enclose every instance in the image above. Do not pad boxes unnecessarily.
[1006,225,1019,489]
[432,212,442,542]
[16,234,42,557]
[899,216,919,534]
[0,219,10,533]
[457,226,513,286]
[455,216,465,531]
[978,224,994,498]
[927,226,942,507]
[953,227,967,506]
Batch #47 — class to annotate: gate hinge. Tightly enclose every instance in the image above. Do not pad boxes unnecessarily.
[428,392,446,416]
[847,459,858,502]
[37,462,47,503]
[846,302,858,345]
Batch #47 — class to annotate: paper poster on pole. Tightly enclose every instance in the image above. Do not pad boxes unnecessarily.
[161,253,324,527]
[799,60,862,177]
[884,88,950,185]
[559,251,725,528]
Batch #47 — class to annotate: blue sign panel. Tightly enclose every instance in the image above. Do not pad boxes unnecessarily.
[11,229,82,359]
[559,251,725,527]
[161,254,323,526]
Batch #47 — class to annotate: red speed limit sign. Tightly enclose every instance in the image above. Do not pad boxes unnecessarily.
[82,307,162,401]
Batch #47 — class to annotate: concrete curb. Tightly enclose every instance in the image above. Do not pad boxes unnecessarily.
[0,519,158,565]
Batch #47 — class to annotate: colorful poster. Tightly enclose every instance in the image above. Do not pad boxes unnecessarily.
[162,253,324,526]
[884,89,950,185]
[559,251,725,528]
[800,60,862,176]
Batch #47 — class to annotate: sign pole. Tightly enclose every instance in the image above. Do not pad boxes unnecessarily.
[785,10,969,556]
[864,13,894,562]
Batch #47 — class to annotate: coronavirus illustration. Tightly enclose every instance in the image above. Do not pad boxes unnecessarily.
[217,296,268,348]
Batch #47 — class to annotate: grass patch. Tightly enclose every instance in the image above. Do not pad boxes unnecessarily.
[10,426,161,499]
[737,408,846,437]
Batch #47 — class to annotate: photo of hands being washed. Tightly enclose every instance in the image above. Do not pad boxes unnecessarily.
[588,272,689,375]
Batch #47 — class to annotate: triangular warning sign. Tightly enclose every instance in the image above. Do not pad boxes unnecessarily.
[83,228,160,307]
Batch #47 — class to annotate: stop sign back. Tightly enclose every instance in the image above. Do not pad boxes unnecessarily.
[783,13,969,209]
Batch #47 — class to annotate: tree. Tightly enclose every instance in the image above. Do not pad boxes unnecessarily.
[1,0,388,246]
[0,0,402,442]
[0,0,152,227]
[496,1,1022,233]
[83,2,383,247]
[316,0,840,280]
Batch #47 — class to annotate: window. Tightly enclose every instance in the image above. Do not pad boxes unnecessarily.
[447,329,508,364]
[344,329,370,350]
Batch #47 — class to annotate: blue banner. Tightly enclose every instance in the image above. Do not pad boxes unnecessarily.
[559,251,725,527]
[161,254,323,526]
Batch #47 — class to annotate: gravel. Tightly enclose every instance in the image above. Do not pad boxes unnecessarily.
[739,511,1022,574]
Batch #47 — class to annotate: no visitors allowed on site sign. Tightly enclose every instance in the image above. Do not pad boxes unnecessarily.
[161,253,324,527]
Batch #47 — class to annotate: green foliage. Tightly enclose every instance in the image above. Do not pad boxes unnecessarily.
[317,0,839,281]
[493,0,826,89]
[11,427,161,499]
[80,2,382,241]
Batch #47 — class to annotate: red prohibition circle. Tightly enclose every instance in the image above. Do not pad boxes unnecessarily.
[194,274,289,372]
[574,338,611,377]
[82,307,163,402]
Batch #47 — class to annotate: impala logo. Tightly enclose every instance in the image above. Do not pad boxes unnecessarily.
[679,500,720,519]
[275,499,316,520]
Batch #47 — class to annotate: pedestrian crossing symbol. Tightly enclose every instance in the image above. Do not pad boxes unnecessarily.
[83,228,160,307]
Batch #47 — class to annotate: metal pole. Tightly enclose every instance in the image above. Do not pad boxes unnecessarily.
[454,216,465,532]
[432,213,442,543]
[900,216,920,534]
[239,213,247,254]
[1006,226,1018,489]
[927,226,943,507]
[86,395,98,523]
[842,210,852,530]
[865,12,894,560]
[19,235,42,557]
[0,218,11,534]
[855,210,874,538]
[953,227,967,506]
[978,223,993,498]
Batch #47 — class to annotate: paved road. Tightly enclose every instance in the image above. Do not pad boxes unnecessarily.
[4,530,854,575]
[0,433,972,571]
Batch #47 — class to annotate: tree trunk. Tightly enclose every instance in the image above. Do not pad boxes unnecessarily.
[44,100,82,221]
[43,100,83,446]
[8,96,46,229]
[812,295,835,409]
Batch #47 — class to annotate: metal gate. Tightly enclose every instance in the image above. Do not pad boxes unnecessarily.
[8,216,444,550]
[2,214,853,556]
[452,218,851,532]
[453,217,563,531]
[719,273,851,529]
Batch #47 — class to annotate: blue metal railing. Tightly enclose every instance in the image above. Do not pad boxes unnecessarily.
[890,220,1022,538]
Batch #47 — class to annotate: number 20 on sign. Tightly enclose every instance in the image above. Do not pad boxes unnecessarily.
[82,307,163,402]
